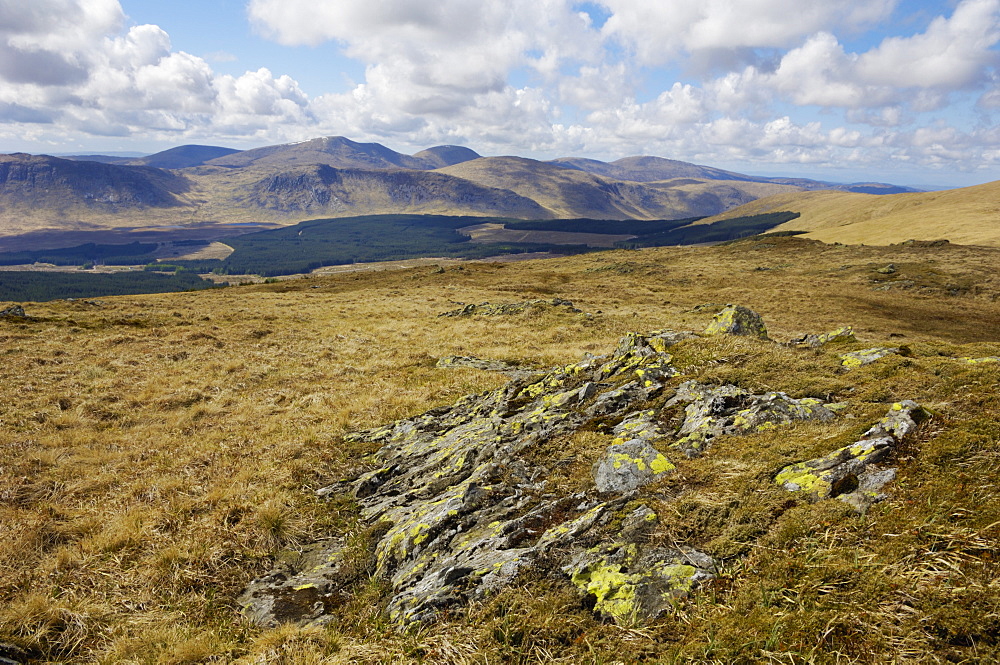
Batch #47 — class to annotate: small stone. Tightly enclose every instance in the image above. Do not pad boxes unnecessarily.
[840,347,900,369]
[876,264,896,274]
[703,305,768,339]
[789,326,856,348]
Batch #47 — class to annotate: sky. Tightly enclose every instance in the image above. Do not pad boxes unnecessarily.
[1,0,999,188]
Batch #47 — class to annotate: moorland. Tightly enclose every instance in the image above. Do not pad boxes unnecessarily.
[2,234,999,664]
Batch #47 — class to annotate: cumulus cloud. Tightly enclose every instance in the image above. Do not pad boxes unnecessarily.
[598,0,897,66]
[247,0,601,116]
[0,0,122,86]
[858,0,1000,89]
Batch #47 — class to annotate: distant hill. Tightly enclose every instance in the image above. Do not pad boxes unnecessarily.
[550,155,757,183]
[206,136,430,170]
[238,164,549,218]
[699,180,1000,246]
[130,145,240,169]
[0,136,925,245]
[551,155,918,194]
[413,145,481,168]
[56,154,134,165]
[438,156,802,219]
[0,153,190,212]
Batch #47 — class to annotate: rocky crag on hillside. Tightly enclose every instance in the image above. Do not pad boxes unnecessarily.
[238,305,929,628]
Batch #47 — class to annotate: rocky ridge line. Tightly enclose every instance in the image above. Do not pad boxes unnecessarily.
[237,305,930,629]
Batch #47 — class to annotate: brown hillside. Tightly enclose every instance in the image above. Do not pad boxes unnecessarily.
[439,156,802,219]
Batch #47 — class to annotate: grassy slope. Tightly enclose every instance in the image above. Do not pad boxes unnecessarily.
[2,237,1000,662]
[699,180,1000,246]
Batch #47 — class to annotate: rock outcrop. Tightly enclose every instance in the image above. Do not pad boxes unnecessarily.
[776,401,929,511]
[665,381,837,457]
[238,306,929,630]
[0,305,25,318]
[439,298,582,317]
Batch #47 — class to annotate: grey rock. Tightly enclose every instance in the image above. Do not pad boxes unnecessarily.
[236,540,346,628]
[593,440,676,493]
[776,401,929,510]
[436,355,539,378]
[0,305,26,318]
[788,326,856,348]
[703,304,768,339]
[665,381,835,457]
[564,543,715,623]
[840,347,901,369]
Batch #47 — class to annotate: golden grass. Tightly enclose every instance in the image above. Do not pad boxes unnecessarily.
[700,180,1000,247]
[2,236,1000,662]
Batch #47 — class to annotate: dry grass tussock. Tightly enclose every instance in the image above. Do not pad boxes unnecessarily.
[2,236,1000,663]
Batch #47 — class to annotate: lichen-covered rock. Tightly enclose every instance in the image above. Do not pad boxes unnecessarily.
[241,318,925,631]
[957,356,1000,364]
[665,381,837,457]
[703,304,768,339]
[789,326,856,348]
[435,355,537,377]
[0,305,26,318]
[236,540,346,628]
[776,400,929,510]
[438,298,582,317]
[593,440,675,493]
[840,347,900,369]
[245,328,684,626]
[565,543,715,623]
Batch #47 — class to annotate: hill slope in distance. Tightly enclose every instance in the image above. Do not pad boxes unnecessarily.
[1,136,921,245]
[701,179,1000,246]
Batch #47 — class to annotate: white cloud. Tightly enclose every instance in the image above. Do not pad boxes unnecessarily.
[858,0,1000,89]
[597,0,897,65]
[0,0,998,181]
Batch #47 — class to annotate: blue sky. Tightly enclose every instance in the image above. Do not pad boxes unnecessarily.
[1,0,999,188]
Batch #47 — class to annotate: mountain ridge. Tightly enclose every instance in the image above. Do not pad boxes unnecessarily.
[0,136,928,244]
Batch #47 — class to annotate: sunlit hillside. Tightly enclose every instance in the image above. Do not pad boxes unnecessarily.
[700,180,1000,246]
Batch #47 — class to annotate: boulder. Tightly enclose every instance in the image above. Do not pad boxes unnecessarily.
[593,440,675,493]
[703,305,768,339]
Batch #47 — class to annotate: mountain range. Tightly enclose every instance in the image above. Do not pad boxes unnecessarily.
[0,136,919,243]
